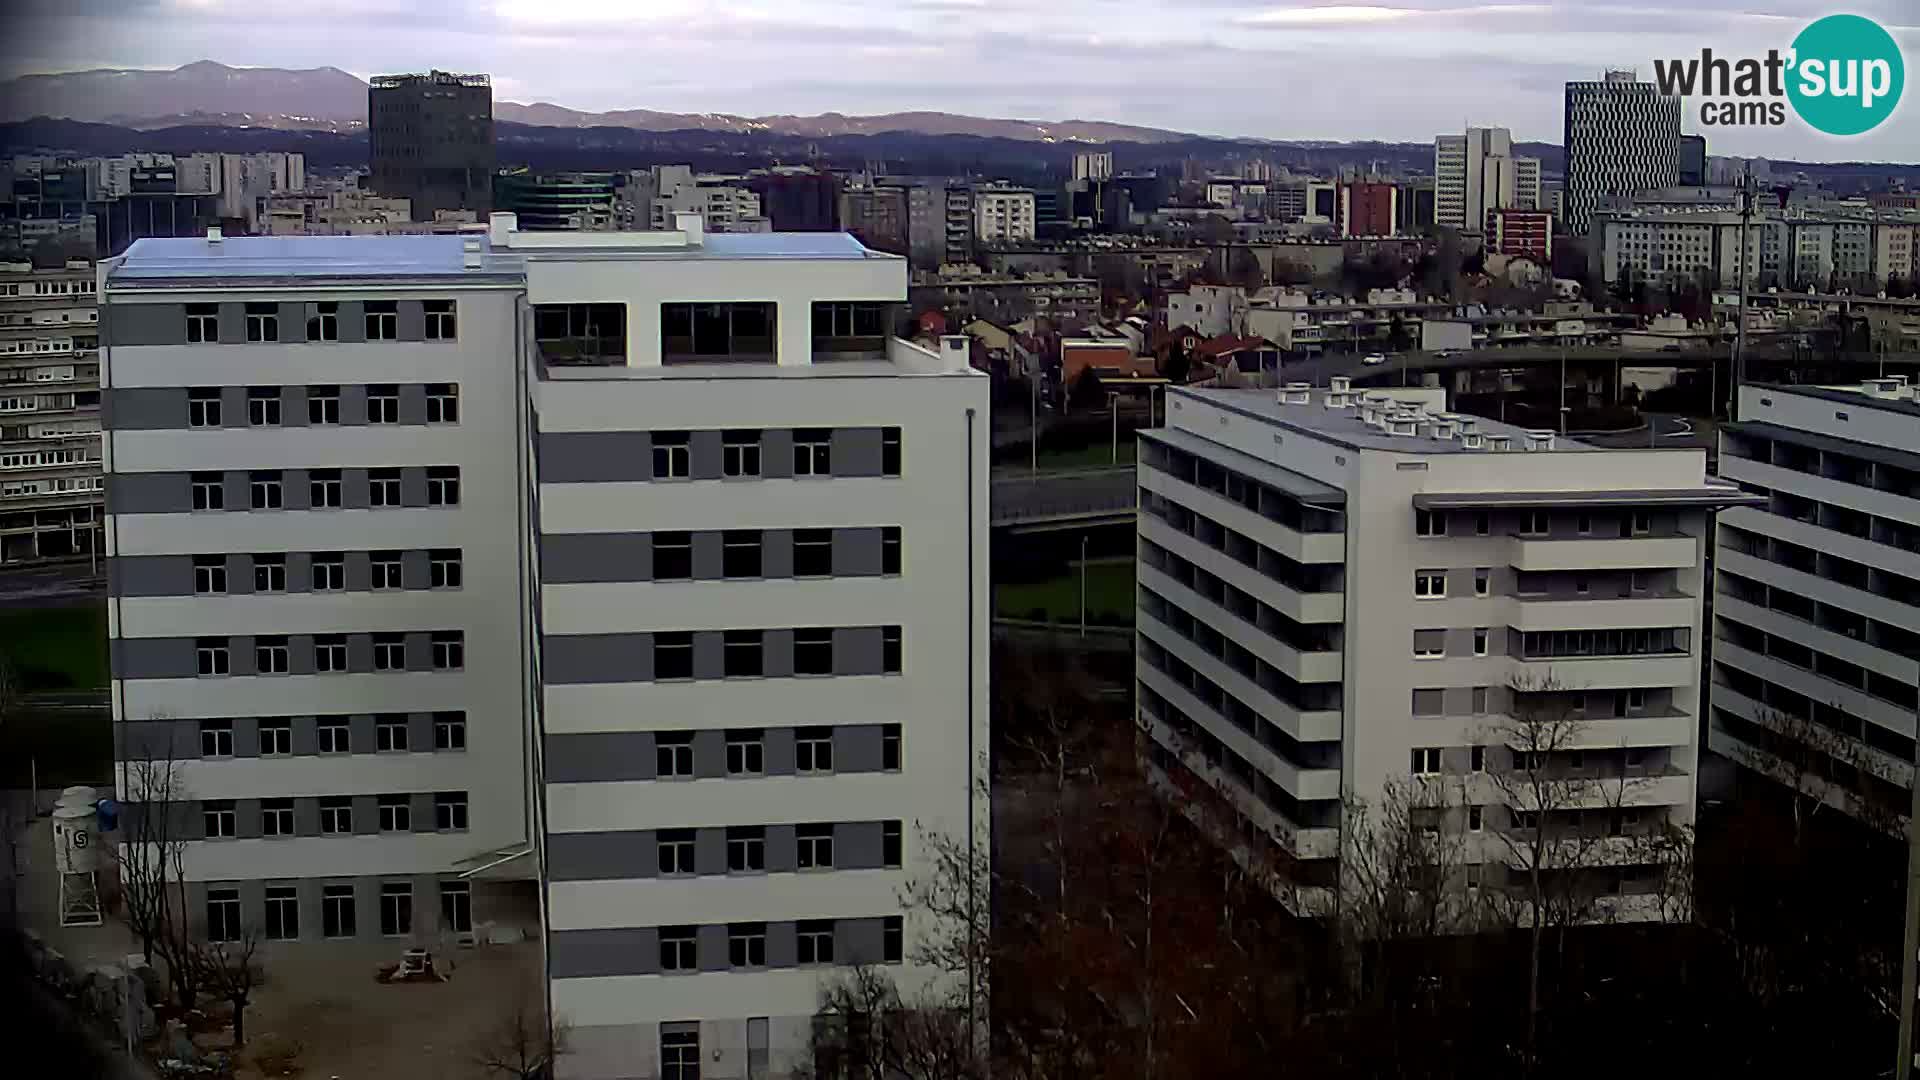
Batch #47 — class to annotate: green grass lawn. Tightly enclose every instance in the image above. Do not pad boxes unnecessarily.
[0,603,108,692]
[0,707,113,789]
[995,559,1136,626]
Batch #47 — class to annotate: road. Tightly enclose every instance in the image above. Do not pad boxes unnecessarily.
[0,562,105,609]
[991,466,1137,527]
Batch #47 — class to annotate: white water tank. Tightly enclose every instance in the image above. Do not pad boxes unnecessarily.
[58,785,97,806]
[52,803,99,873]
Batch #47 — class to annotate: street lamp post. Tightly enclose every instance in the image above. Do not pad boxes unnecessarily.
[1079,534,1089,639]
[1110,392,1120,465]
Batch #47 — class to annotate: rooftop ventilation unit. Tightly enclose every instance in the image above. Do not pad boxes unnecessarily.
[1523,430,1557,451]
[1329,375,1353,395]
[1431,418,1458,440]
[1324,390,1352,409]
[1486,433,1512,452]
[205,226,222,244]
[1281,382,1312,405]
[1456,417,1479,436]
[1863,378,1904,399]
[1461,431,1485,449]
[1388,417,1419,437]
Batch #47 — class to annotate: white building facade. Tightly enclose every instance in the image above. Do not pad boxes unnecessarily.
[1563,72,1682,236]
[1137,382,1751,915]
[1433,127,1540,233]
[1,258,102,563]
[973,187,1036,244]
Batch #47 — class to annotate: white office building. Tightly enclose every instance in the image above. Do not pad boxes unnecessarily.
[1433,127,1540,233]
[1563,71,1682,236]
[1136,381,1753,916]
[1712,380,1920,824]
[102,216,990,1079]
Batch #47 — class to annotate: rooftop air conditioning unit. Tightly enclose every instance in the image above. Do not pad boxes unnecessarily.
[1523,430,1557,451]
[1389,417,1418,436]
[1456,417,1479,436]
[1329,375,1353,394]
[1432,419,1458,440]
[1461,431,1485,449]
[1281,382,1312,405]
[1486,433,1512,452]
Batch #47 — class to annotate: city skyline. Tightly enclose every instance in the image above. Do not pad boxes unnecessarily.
[3,0,1915,163]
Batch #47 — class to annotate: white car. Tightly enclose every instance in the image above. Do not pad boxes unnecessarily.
[1362,353,1388,365]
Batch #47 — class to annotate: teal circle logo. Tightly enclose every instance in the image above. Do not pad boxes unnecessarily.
[1787,14,1904,136]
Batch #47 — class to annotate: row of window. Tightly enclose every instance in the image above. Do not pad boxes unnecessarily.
[193,632,464,676]
[1,476,101,499]
[648,821,903,876]
[192,549,461,593]
[189,466,460,510]
[197,713,466,757]
[1408,745,1656,779]
[649,725,902,779]
[1141,491,1343,596]
[205,879,469,943]
[199,792,468,838]
[647,627,902,680]
[184,300,457,345]
[650,916,903,973]
[186,384,458,427]
[1414,507,1656,539]
[636,528,898,581]
[649,427,901,480]
[1413,627,1493,659]
[0,447,97,470]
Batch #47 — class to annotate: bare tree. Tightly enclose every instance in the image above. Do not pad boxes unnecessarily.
[805,965,986,1080]
[115,728,185,966]
[1716,703,1905,840]
[192,925,264,1047]
[1337,775,1476,947]
[473,986,568,1080]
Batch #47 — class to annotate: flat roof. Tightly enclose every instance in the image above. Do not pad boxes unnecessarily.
[1178,386,1586,455]
[1725,418,1920,474]
[108,234,521,286]
[1749,381,1920,419]
[510,231,892,262]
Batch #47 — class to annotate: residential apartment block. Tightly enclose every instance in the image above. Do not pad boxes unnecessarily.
[2,258,102,563]
[102,217,989,1079]
[973,185,1036,244]
[1712,381,1920,824]
[1434,127,1540,234]
[1136,381,1752,914]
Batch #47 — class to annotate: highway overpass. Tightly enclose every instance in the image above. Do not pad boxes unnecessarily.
[991,466,1137,531]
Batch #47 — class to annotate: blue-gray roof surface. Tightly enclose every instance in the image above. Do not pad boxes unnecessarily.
[111,235,498,281]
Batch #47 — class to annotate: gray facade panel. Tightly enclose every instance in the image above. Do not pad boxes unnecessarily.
[285,552,312,594]
[694,828,726,875]
[690,430,724,481]
[278,302,307,344]
[546,732,656,783]
[765,921,798,968]
[542,633,652,685]
[403,631,433,672]
[538,432,652,484]
[398,384,428,425]
[540,533,651,584]
[103,303,185,346]
[400,467,429,508]
[692,730,726,780]
[692,631,724,681]
[352,795,379,836]
[281,386,308,427]
[762,629,794,678]
[293,797,321,837]
[105,387,185,430]
[237,799,263,840]
[697,924,730,973]
[291,716,319,757]
[765,824,797,873]
[336,301,366,344]
[282,469,310,511]
[764,728,796,776]
[550,928,657,978]
[232,715,259,757]
[222,472,248,512]
[411,792,437,834]
[762,530,793,577]
[107,472,190,515]
[111,554,191,597]
[338,383,368,425]
[834,528,884,576]
[762,429,794,479]
[344,551,372,592]
[836,821,885,870]
[407,713,434,755]
[288,636,316,676]
[219,386,248,427]
[691,531,723,581]
[349,713,376,751]
[834,626,884,676]
[837,725,884,773]
[397,301,427,343]
[216,303,246,344]
[838,917,885,965]
[342,468,370,508]
[834,427,884,477]
[402,550,431,590]
[226,554,252,594]
[116,637,196,680]
[119,718,195,759]
[547,830,656,882]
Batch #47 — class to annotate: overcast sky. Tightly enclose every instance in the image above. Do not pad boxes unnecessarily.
[4,0,1916,161]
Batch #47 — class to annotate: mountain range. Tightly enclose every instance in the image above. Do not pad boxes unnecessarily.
[0,60,1193,144]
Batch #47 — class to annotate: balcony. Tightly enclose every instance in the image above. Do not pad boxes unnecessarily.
[1507,534,1696,571]
[534,302,626,367]
[1512,594,1696,632]
[662,302,776,365]
[1510,653,1697,690]
[1139,664,1342,802]
[1139,515,1344,625]
[1139,562,1343,684]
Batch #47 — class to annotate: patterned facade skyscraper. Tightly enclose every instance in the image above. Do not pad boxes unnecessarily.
[1563,70,1682,236]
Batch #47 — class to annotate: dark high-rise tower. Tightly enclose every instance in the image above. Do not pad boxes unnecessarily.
[1562,70,1681,236]
[368,71,494,221]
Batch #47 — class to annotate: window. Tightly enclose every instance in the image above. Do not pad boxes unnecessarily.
[424,300,457,341]
[882,724,901,771]
[729,923,767,967]
[661,1029,700,1080]
[1626,747,1647,769]
[197,637,230,677]
[723,430,761,477]
[434,711,467,751]
[440,881,472,934]
[206,888,242,942]
[378,795,411,833]
[794,429,831,476]
[794,529,833,576]
[249,470,283,510]
[307,303,338,342]
[1411,748,1443,776]
[318,718,349,754]
[883,626,902,674]
[654,632,693,680]
[193,555,228,595]
[200,718,234,757]
[319,797,352,834]
[309,469,343,508]
[432,631,464,671]
[723,531,762,578]
[884,915,904,963]
[1416,509,1447,537]
[1414,571,1446,599]
[657,733,694,778]
[1474,512,1490,536]
[1574,575,1591,595]
[434,792,468,831]
[1468,805,1484,832]
[314,634,347,673]
[1630,510,1652,536]
[308,385,339,424]
[191,472,224,511]
[370,552,403,590]
[253,554,286,593]
[882,527,901,575]
[882,426,901,476]
[425,383,458,423]
[657,829,695,875]
[379,882,412,936]
[1472,687,1490,716]
[264,886,298,939]
[258,718,292,756]
[883,821,903,867]
[727,826,766,872]
[652,431,690,479]
[796,727,833,773]
[1474,568,1490,597]
[652,532,692,580]
[1629,571,1647,594]
[367,385,399,424]
[716,629,761,678]
[188,388,222,427]
[430,549,462,589]
[797,920,835,965]
[322,884,354,938]
[1413,630,1445,659]
[247,386,281,425]
[1474,628,1490,657]
[726,730,763,776]
[203,800,237,839]
[427,466,459,505]
[365,301,399,341]
[1521,510,1549,536]
[376,714,409,751]
[1577,513,1593,536]
[661,301,776,361]
[185,303,219,343]
[797,824,834,869]
[369,468,402,506]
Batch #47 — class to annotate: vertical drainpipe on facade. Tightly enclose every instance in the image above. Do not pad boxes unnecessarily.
[101,279,128,799]
[514,295,556,1055]
[963,404,979,1042]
